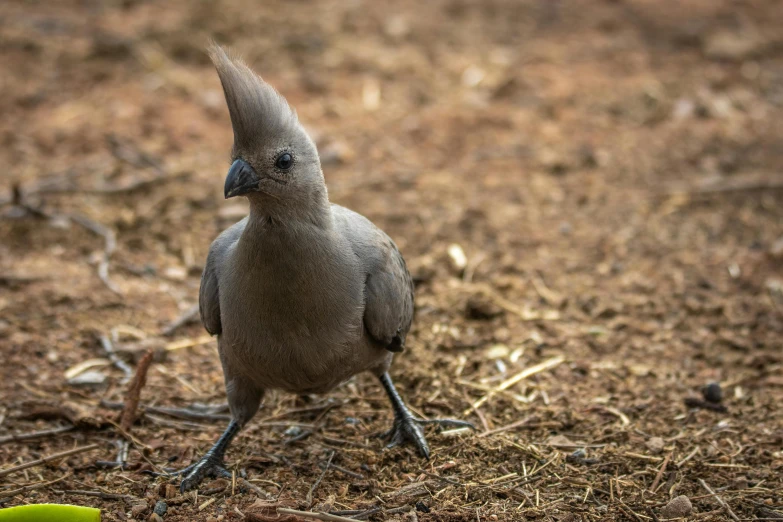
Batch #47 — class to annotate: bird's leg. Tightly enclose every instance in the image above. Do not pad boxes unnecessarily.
[378,372,475,459]
[156,419,241,492]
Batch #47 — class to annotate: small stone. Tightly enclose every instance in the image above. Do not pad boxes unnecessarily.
[131,501,149,518]
[546,434,574,447]
[447,243,467,273]
[148,514,163,522]
[703,382,723,404]
[660,495,692,519]
[284,425,303,437]
[153,500,167,516]
[646,437,665,454]
[485,344,510,359]
[566,448,587,463]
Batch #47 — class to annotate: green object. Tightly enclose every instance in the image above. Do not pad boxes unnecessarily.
[0,504,100,522]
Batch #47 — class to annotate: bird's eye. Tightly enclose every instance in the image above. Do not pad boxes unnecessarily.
[275,152,293,170]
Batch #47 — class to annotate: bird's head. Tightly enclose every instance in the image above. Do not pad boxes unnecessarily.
[209,44,326,220]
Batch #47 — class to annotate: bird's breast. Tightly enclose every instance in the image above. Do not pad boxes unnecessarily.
[218,240,375,393]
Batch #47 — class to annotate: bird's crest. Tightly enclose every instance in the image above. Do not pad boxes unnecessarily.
[208,44,298,151]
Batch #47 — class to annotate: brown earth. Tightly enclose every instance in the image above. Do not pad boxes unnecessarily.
[1,1,782,521]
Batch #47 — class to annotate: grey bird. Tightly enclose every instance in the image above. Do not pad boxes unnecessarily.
[164,45,473,492]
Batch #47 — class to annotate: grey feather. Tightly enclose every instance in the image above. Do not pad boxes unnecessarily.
[208,44,298,154]
[198,46,415,426]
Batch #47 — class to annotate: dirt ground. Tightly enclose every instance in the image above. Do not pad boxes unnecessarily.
[1,0,782,520]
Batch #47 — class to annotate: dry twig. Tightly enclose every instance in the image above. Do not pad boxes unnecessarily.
[0,472,71,497]
[119,350,154,432]
[277,507,361,522]
[100,334,133,383]
[0,425,74,445]
[0,444,99,478]
[648,453,671,493]
[465,356,564,414]
[161,303,201,336]
[306,451,334,507]
[698,478,739,522]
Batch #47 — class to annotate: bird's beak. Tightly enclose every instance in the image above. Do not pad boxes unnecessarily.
[224,159,260,199]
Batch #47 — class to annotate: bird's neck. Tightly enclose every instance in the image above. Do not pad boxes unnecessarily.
[247,186,332,230]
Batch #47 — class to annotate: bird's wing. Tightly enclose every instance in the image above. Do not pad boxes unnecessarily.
[333,205,414,352]
[199,218,247,336]
[199,252,222,335]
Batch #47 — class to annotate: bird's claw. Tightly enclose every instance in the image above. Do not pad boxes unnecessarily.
[154,455,233,492]
[381,415,475,459]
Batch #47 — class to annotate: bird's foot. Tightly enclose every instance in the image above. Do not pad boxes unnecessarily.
[381,415,475,459]
[155,454,233,492]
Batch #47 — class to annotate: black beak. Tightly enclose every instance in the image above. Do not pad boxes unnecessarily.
[224,159,260,199]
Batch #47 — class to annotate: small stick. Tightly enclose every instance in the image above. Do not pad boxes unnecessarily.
[306,451,334,507]
[332,507,382,520]
[477,416,533,438]
[56,489,134,502]
[239,478,268,498]
[198,497,217,511]
[698,478,739,522]
[0,425,74,445]
[120,350,154,432]
[161,303,200,336]
[0,444,99,478]
[0,472,70,497]
[617,501,643,522]
[277,507,361,522]
[465,356,564,414]
[675,446,699,468]
[100,335,133,383]
[648,453,671,493]
[69,214,120,295]
[318,462,363,480]
[101,400,231,422]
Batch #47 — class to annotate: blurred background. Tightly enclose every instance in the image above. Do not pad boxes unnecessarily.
[1,1,781,521]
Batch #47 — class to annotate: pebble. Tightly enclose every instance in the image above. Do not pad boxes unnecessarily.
[131,501,149,518]
[660,495,692,519]
[447,243,467,273]
[646,436,665,454]
[164,484,178,499]
[153,500,167,516]
[703,382,723,403]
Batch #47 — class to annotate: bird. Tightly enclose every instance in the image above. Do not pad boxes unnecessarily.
[164,45,474,492]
